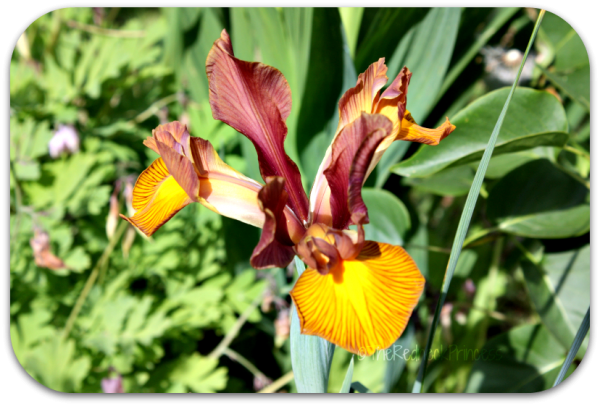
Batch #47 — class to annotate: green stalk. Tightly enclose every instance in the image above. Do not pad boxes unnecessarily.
[208,292,263,359]
[411,9,546,393]
[62,220,128,340]
[553,307,590,387]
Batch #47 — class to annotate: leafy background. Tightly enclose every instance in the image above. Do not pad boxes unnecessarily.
[9,7,589,393]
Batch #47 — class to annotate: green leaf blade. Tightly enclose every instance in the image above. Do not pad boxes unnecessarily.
[487,159,590,238]
[393,87,569,178]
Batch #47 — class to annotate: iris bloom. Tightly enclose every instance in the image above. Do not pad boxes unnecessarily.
[121,30,455,356]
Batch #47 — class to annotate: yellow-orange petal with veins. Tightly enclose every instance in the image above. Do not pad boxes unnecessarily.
[121,157,193,237]
[290,241,425,356]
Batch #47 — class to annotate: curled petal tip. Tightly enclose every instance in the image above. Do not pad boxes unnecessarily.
[398,114,456,145]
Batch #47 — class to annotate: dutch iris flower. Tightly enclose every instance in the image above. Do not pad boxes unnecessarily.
[121,30,455,356]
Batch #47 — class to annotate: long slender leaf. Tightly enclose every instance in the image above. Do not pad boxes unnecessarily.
[339,7,363,58]
[553,307,590,387]
[399,7,461,123]
[373,7,460,187]
[355,8,429,73]
[290,257,336,393]
[339,356,354,393]
[434,7,519,104]
[382,322,415,393]
[411,10,546,393]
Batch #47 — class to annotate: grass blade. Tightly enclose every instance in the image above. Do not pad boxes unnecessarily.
[553,307,590,387]
[434,7,520,104]
[339,355,355,393]
[411,9,546,393]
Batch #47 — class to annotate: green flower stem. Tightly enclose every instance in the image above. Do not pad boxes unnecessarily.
[257,371,295,393]
[207,293,263,360]
[405,244,452,254]
[223,348,270,384]
[564,144,590,160]
[61,220,128,340]
[411,9,546,393]
[131,93,181,124]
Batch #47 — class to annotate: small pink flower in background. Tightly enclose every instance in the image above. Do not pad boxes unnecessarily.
[253,374,273,392]
[101,367,124,393]
[462,278,476,298]
[48,124,79,158]
[274,308,291,348]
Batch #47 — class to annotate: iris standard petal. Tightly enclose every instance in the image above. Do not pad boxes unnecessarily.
[121,158,193,236]
[337,58,389,135]
[323,113,392,229]
[309,59,389,222]
[310,63,455,224]
[206,29,309,222]
[290,241,425,356]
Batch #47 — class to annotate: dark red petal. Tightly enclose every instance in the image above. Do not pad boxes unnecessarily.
[206,30,309,222]
[251,177,296,269]
[324,113,392,230]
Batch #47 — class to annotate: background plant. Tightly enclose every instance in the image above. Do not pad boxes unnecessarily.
[10,7,589,393]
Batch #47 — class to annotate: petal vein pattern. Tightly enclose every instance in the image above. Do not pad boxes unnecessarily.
[122,158,193,236]
[291,241,425,355]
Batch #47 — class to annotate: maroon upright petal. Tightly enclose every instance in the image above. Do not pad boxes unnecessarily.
[323,113,392,230]
[206,30,309,223]
[251,177,296,269]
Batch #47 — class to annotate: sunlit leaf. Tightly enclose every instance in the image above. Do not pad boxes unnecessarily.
[403,165,474,197]
[393,88,569,178]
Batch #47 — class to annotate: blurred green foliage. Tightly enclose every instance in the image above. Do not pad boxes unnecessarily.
[10,7,589,393]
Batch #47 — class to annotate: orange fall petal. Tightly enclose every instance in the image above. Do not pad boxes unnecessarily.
[290,241,425,356]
